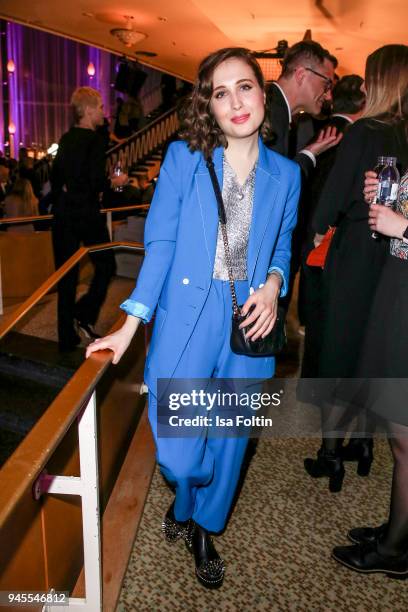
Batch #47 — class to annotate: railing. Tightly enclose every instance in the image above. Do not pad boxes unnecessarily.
[0,241,139,338]
[0,241,156,611]
[0,204,149,226]
[106,107,179,174]
[0,205,150,316]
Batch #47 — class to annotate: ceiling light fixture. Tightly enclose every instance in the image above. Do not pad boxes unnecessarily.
[110,15,146,48]
[253,40,288,82]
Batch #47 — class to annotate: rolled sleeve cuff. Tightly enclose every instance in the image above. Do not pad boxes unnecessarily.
[120,299,151,323]
[267,266,287,297]
[299,149,316,167]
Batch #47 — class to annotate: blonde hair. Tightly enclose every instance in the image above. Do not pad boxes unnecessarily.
[10,178,38,216]
[363,45,408,124]
[71,87,101,123]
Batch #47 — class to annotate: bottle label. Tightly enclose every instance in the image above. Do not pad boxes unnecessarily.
[376,180,399,204]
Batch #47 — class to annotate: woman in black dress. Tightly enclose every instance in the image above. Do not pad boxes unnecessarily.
[333,164,408,576]
[304,45,408,491]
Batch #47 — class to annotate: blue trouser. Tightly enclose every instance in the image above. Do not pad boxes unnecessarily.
[148,279,274,533]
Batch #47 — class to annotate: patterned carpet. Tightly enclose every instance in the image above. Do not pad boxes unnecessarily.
[118,435,407,611]
[117,291,407,611]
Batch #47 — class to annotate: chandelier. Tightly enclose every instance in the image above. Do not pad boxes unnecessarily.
[110,16,146,48]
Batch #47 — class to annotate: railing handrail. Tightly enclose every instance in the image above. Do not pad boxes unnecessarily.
[0,204,150,226]
[0,241,145,528]
[0,241,144,340]
[100,204,149,214]
[106,106,177,155]
[0,214,53,224]
[0,313,120,528]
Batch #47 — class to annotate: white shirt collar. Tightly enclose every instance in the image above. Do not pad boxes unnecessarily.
[331,113,354,124]
[272,82,292,124]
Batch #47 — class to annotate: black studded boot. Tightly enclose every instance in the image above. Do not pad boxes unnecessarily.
[186,520,225,589]
[162,501,190,543]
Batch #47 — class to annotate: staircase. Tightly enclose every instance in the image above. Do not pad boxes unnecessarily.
[0,332,83,466]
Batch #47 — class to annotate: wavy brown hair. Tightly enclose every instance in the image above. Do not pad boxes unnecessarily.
[179,47,272,159]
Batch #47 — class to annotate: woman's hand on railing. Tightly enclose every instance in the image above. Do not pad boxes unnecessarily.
[85,315,141,364]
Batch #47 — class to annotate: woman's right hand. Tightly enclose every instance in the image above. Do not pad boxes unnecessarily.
[85,315,140,364]
[363,170,379,204]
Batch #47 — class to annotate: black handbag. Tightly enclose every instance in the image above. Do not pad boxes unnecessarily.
[206,158,286,357]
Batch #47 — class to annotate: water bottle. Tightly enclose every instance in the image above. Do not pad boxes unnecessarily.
[376,156,400,207]
[373,156,386,179]
[371,156,400,239]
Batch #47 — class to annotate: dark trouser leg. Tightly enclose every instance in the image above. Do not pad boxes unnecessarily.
[74,216,115,325]
[301,263,324,378]
[378,421,408,555]
[52,215,80,347]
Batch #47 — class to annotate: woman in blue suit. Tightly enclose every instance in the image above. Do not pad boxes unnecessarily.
[87,47,300,588]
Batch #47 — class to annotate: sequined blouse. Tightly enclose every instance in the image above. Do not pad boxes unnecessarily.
[390,171,408,260]
[212,155,257,280]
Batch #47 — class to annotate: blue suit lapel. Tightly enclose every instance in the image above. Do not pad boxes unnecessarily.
[195,146,223,268]
[247,140,280,284]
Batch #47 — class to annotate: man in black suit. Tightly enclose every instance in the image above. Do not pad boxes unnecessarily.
[267,41,342,317]
[267,40,341,177]
[51,87,127,350]
[300,75,366,377]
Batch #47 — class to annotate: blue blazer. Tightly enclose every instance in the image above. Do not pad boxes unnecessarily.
[124,139,300,387]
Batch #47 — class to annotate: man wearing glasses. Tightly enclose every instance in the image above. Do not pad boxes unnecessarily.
[267,40,342,319]
[267,40,341,178]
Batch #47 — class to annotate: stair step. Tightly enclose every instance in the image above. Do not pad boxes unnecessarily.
[0,332,83,388]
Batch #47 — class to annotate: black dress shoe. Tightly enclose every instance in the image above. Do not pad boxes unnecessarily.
[341,437,374,476]
[304,447,345,492]
[162,502,190,543]
[348,523,388,545]
[186,521,225,589]
[332,541,408,577]
[74,319,101,340]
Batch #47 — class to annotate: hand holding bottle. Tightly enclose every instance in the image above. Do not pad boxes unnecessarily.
[370,156,400,238]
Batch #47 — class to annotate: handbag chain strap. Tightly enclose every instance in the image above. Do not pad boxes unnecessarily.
[206,157,240,316]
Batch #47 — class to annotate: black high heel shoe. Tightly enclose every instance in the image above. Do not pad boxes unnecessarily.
[304,447,345,493]
[185,520,225,589]
[341,437,374,477]
[162,501,190,543]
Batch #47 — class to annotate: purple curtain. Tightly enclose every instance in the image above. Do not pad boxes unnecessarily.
[0,49,4,152]
[4,22,163,156]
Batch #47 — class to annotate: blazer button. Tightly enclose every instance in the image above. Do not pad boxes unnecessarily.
[182,278,190,285]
